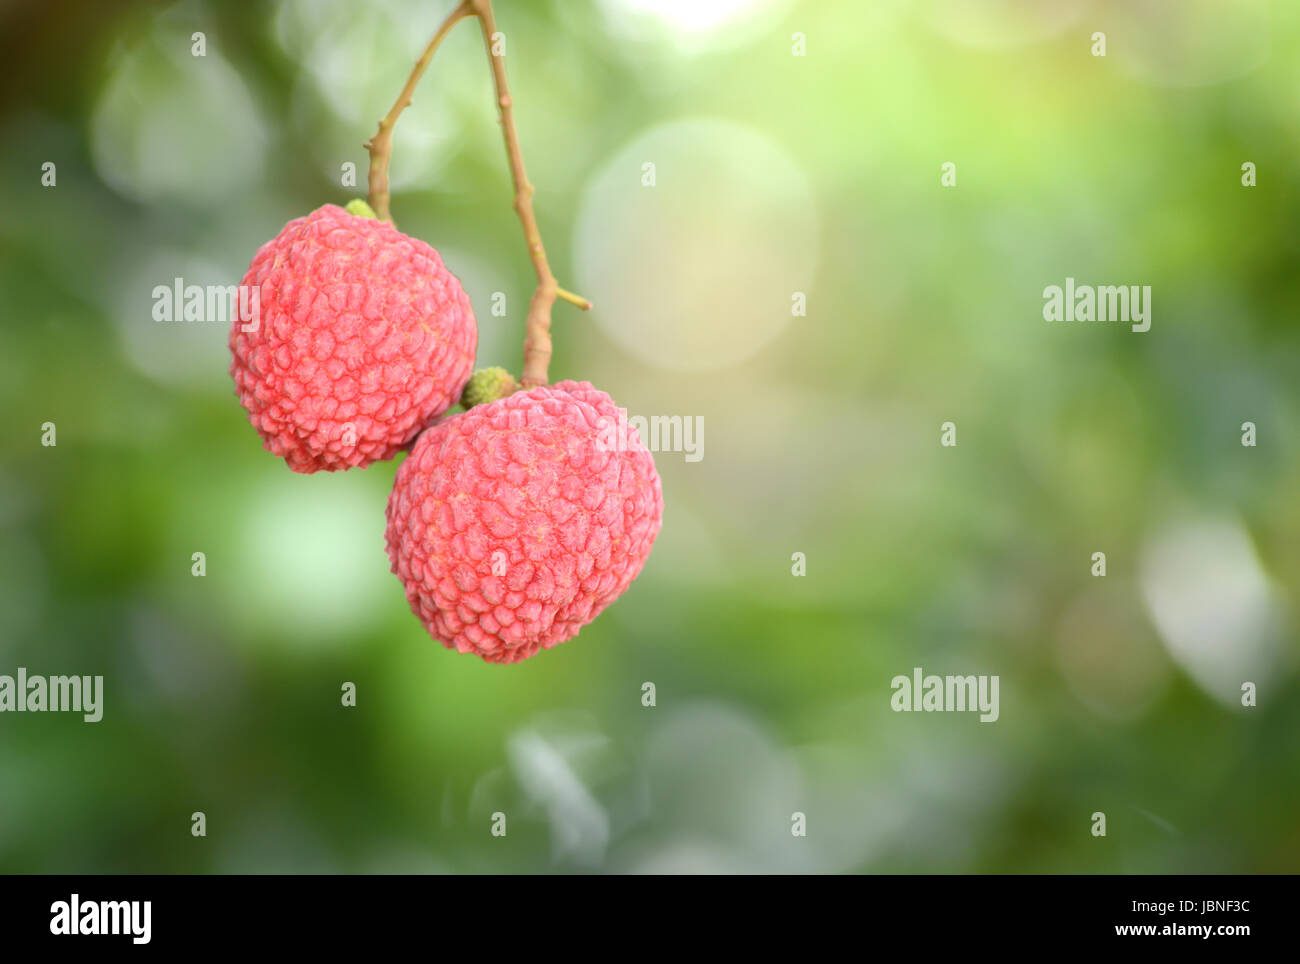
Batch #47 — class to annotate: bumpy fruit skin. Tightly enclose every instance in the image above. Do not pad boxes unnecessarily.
[230,204,476,472]
[385,381,663,663]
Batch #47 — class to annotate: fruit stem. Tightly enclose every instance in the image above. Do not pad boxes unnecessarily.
[365,0,591,387]
[364,0,473,225]
[468,0,590,387]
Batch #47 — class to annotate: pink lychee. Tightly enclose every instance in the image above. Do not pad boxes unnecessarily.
[385,380,663,663]
[230,203,476,472]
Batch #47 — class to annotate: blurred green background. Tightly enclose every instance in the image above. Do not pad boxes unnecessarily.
[1,0,1298,873]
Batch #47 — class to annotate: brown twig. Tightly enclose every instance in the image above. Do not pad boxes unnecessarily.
[468,0,589,386]
[364,0,590,387]
[364,0,472,224]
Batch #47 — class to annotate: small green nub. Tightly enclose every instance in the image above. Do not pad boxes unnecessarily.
[345,198,378,219]
[461,367,517,409]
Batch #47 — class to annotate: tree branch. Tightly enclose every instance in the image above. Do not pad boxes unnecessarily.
[469,0,590,387]
[364,0,590,386]
[364,0,473,224]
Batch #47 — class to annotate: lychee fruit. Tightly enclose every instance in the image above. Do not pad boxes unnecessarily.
[230,203,476,472]
[385,380,663,663]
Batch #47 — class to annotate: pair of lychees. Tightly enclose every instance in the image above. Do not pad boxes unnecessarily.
[229,203,662,663]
